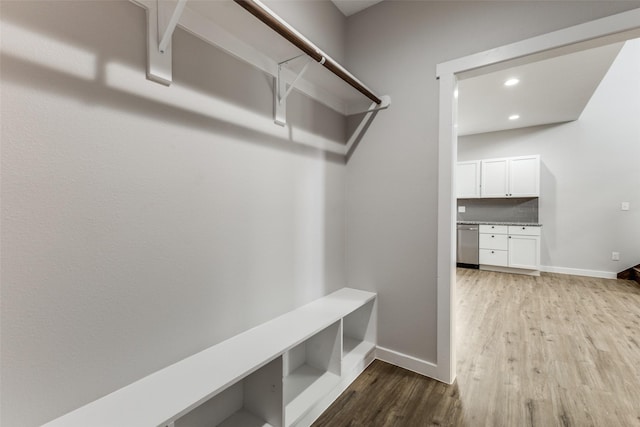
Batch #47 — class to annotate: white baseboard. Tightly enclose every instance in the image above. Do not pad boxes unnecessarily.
[480,265,540,276]
[539,265,616,279]
[375,346,448,383]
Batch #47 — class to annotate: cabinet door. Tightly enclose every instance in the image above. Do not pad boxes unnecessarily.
[456,161,481,198]
[508,235,540,270]
[481,159,509,197]
[509,156,539,197]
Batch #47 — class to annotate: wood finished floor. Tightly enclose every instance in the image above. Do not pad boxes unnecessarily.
[313,269,640,426]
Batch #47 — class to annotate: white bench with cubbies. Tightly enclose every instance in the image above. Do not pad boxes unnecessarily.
[43,288,377,427]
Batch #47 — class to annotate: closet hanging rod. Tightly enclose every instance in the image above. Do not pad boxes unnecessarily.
[233,0,382,105]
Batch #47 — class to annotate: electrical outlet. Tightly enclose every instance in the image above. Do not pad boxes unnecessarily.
[612,252,620,261]
[621,202,630,211]
[458,206,466,213]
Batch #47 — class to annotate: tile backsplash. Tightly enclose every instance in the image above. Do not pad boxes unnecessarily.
[457,197,538,223]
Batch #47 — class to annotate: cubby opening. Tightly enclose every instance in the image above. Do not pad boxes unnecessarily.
[175,357,283,427]
[283,321,341,426]
[342,299,376,373]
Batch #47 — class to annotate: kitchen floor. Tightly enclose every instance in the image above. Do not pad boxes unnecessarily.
[312,269,640,426]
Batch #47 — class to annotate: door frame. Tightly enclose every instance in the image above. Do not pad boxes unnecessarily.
[435,8,640,384]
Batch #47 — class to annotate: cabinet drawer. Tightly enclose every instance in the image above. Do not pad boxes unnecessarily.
[479,249,508,267]
[479,224,508,234]
[508,225,541,236]
[479,233,508,250]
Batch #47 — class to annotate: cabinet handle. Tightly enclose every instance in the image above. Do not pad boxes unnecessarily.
[522,227,526,230]
[491,251,494,253]
[509,236,512,239]
[491,235,495,238]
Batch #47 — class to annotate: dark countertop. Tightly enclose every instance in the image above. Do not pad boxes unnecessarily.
[457,221,542,227]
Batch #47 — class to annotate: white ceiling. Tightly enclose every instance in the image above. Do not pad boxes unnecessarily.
[457,42,624,136]
[331,0,384,17]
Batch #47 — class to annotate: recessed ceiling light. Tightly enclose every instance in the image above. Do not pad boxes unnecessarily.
[509,114,520,120]
[504,78,520,87]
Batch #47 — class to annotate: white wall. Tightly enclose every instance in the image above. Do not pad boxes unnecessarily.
[344,2,640,370]
[458,38,640,277]
[0,2,347,426]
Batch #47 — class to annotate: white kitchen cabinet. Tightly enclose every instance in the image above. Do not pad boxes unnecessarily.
[507,225,541,270]
[508,225,542,236]
[508,156,540,197]
[479,224,508,234]
[508,235,540,270]
[479,225,508,267]
[481,155,539,198]
[456,160,481,198]
[479,249,508,266]
[480,159,509,198]
[479,225,541,273]
[479,232,508,250]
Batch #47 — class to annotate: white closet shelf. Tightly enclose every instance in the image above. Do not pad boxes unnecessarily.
[131,0,390,122]
[42,288,376,427]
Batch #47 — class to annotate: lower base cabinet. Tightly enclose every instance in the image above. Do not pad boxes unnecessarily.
[508,234,540,270]
[479,225,541,273]
[479,248,508,266]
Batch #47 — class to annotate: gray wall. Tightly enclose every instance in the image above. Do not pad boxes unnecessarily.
[459,38,640,275]
[3,1,640,426]
[267,0,346,63]
[344,2,640,364]
[0,1,347,426]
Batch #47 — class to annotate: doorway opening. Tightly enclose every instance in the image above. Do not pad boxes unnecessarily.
[436,9,640,384]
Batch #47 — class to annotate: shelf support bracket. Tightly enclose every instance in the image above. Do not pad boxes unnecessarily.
[274,55,311,126]
[158,0,188,54]
[145,0,187,86]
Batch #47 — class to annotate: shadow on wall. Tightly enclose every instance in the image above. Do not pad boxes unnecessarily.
[1,2,353,426]
[0,1,379,163]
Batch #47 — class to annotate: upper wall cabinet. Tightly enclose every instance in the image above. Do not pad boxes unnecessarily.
[481,155,540,198]
[456,160,481,198]
[457,155,540,199]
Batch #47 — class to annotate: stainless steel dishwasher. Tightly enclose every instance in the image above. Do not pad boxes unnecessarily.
[457,224,479,267]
